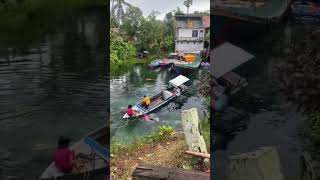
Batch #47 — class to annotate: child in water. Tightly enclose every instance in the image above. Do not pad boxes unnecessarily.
[53,136,76,173]
[127,105,134,117]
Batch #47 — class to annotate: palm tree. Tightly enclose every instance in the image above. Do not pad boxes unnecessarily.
[183,0,193,14]
[110,0,132,27]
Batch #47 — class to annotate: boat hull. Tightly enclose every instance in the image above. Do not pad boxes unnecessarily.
[172,65,199,74]
[172,54,201,74]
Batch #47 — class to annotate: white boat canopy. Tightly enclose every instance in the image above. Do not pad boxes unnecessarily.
[169,75,190,87]
[169,53,179,56]
[210,42,254,78]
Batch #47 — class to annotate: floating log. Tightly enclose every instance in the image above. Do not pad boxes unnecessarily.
[132,164,210,180]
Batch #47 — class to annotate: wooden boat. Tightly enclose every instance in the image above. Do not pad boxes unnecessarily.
[172,53,202,74]
[159,59,181,68]
[40,126,109,180]
[123,75,190,119]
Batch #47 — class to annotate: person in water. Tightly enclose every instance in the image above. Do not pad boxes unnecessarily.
[127,105,134,117]
[143,95,151,109]
[53,136,76,173]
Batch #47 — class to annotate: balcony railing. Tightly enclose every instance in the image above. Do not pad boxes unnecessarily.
[175,37,205,41]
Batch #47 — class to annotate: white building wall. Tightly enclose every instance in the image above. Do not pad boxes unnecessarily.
[178,28,205,38]
[175,41,204,52]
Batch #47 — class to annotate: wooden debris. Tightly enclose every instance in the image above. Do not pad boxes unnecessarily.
[132,163,210,180]
[185,151,210,159]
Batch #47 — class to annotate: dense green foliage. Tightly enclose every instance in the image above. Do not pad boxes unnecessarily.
[110,4,176,63]
[110,31,136,63]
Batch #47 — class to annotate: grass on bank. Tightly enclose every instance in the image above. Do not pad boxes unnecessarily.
[111,121,210,179]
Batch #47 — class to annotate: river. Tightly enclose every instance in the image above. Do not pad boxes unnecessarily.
[110,64,207,144]
[212,23,316,180]
[0,8,107,180]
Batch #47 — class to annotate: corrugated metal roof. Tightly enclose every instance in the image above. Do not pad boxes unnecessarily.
[210,42,254,78]
[169,75,190,87]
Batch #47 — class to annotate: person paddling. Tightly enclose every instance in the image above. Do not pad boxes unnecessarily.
[143,95,151,109]
[53,136,76,173]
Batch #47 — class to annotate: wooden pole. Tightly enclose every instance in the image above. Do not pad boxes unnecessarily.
[185,151,210,159]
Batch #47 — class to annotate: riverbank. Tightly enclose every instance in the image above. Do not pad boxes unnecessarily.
[110,52,169,76]
[111,115,210,179]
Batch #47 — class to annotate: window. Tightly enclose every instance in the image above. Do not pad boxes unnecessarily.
[199,30,204,37]
[192,30,198,37]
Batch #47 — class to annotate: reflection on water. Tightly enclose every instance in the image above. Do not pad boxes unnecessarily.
[110,65,206,144]
[0,9,107,180]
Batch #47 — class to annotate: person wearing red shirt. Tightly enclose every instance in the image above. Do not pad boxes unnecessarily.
[127,105,134,117]
[53,136,76,173]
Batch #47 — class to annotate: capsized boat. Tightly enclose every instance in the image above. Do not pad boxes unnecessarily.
[40,126,109,180]
[123,75,190,119]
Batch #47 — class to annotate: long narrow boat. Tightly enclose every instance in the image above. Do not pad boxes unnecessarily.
[172,53,202,74]
[123,75,190,119]
[40,126,109,180]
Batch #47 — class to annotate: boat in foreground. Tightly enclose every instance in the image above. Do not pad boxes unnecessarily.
[40,126,109,180]
[123,75,190,119]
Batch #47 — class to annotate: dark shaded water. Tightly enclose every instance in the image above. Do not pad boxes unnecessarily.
[212,23,314,180]
[110,65,207,144]
[0,9,107,180]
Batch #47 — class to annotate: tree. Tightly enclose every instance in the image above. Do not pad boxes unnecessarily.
[183,0,192,14]
[121,5,143,39]
[111,0,131,27]
[163,12,174,37]
[173,6,183,15]
[136,11,163,53]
